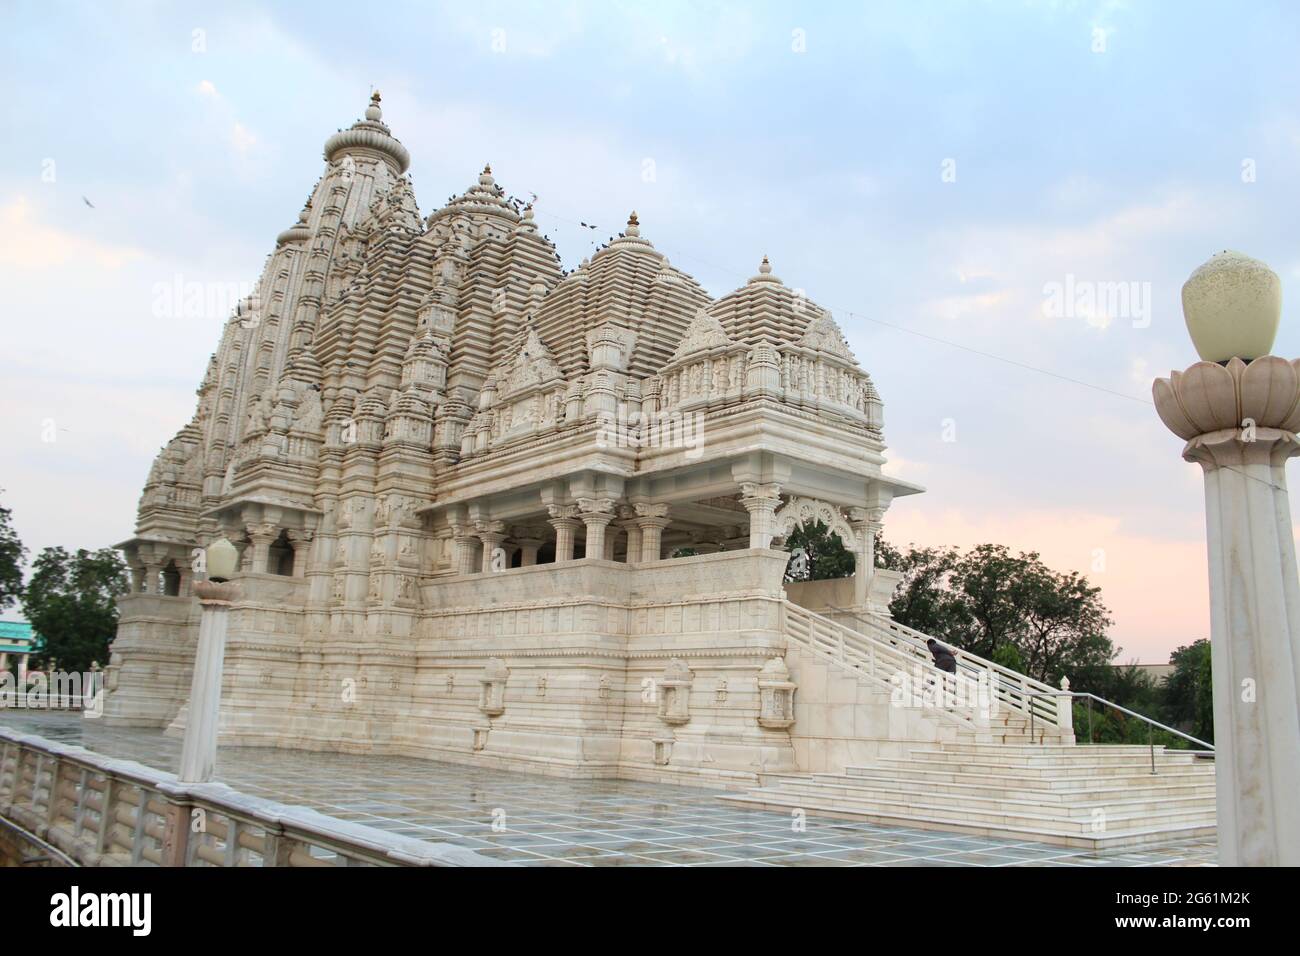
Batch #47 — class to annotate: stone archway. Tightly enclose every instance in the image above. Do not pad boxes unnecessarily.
[772,497,859,552]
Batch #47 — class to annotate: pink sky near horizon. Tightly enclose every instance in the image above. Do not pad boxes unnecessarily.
[883,505,1212,664]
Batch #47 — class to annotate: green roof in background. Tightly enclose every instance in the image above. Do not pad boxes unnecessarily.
[0,621,39,650]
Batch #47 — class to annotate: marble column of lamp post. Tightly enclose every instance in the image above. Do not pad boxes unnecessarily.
[1153,250,1300,866]
[177,537,241,785]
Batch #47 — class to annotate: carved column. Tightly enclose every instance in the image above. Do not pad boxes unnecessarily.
[617,507,643,564]
[739,482,782,549]
[634,503,671,563]
[450,525,478,576]
[577,498,616,562]
[286,530,314,578]
[849,506,885,608]
[246,523,278,575]
[476,520,508,573]
[548,504,581,562]
[514,532,545,567]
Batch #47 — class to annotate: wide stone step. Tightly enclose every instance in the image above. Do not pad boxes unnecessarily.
[751,775,1215,818]
[843,763,1215,792]
[717,790,1216,850]
[772,771,1217,805]
[904,743,1196,764]
[938,742,1185,756]
[891,752,1209,774]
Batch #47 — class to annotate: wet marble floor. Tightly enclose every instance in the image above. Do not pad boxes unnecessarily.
[0,711,1215,867]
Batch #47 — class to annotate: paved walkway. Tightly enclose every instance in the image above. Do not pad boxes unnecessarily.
[0,711,1214,867]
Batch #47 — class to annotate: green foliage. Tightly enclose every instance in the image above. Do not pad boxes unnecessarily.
[1164,639,1214,744]
[784,520,855,581]
[0,493,26,613]
[875,538,1214,749]
[990,642,1024,673]
[875,540,970,639]
[878,540,1114,684]
[19,547,127,674]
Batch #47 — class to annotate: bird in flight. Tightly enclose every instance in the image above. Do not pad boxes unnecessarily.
[82,196,95,209]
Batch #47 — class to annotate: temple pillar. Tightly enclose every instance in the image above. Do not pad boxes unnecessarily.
[476,520,508,573]
[548,505,581,562]
[286,530,314,577]
[634,503,671,563]
[129,564,145,593]
[739,482,782,549]
[451,530,478,575]
[849,507,886,608]
[515,537,544,567]
[246,523,278,574]
[577,498,616,563]
[177,565,194,597]
[617,507,643,563]
[142,561,163,594]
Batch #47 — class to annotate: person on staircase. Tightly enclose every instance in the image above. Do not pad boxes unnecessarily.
[926,638,958,675]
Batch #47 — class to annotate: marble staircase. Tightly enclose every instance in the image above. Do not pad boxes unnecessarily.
[726,604,1216,850]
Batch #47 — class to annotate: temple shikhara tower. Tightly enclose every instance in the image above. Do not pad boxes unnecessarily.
[103,97,1215,847]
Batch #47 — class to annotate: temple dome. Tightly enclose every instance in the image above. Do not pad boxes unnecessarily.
[275,208,313,247]
[426,163,520,227]
[708,255,830,346]
[323,91,411,174]
[530,212,711,377]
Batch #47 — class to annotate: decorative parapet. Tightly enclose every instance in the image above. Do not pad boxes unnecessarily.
[0,726,505,867]
[757,657,796,729]
[656,658,694,726]
[478,658,509,716]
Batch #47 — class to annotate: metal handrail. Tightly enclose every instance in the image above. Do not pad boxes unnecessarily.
[1020,689,1214,774]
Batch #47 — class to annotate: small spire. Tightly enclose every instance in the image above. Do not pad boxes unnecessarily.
[624,210,640,237]
[759,255,771,275]
[479,163,494,187]
[365,89,383,122]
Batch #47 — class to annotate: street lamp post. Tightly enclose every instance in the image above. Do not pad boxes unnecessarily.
[177,538,240,785]
[1153,250,1300,866]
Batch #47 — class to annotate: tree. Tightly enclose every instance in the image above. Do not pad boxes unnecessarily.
[0,493,25,613]
[1163,639,1214,743]
[19,547,127,673]
[877,540,1116,683]
[1011,562,1113,685]
[784,520,855,581]
[875,540,970,639]
[946,544,1037,659]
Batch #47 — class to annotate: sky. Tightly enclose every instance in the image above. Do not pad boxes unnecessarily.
[2,0,1299,662]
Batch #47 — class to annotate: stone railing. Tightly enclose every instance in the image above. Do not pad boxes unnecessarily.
[646,344,881,432]
[852,611,1065,728]
[0,727,507,867]
[781,602,977,732]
